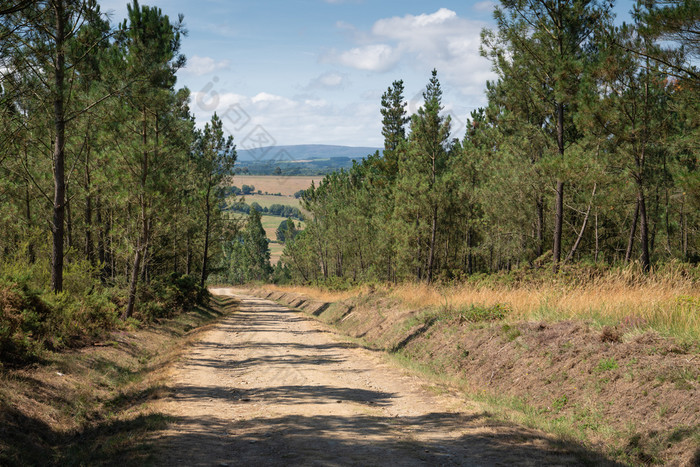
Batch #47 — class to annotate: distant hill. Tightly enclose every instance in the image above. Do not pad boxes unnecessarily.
[237,144,381,162]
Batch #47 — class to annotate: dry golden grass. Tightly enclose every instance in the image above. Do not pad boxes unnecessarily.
[270,265,699,341]
[231,175,323,196]
[263,284,367,303]
[388,269,700,341]
[269,242,284,265]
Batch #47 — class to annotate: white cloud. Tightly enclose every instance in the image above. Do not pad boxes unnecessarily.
[328,8,496,97]
[373,8,457,32]
[334,44,399,72]
[189,91,381,146]
[305,71,348,90]
[251,92,289,104]
[473,1,497,12]
[183,55,231,76]
[319,73,344,87]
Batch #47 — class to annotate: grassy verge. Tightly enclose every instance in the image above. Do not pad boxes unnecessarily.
[0,295,236,466]
[268,263,700,343]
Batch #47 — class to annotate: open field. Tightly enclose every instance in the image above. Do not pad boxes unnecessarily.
[269,242,284,265]
[231,175,324,197]
[243,193,303,210]
[262,216,305,264]
[228,176,315,266]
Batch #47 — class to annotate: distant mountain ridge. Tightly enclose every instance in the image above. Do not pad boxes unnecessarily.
[236,144,381,162]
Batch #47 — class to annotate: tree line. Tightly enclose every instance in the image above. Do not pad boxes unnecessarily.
[0,1,237,319]
[281,0,698,284]
[227,200,304,221]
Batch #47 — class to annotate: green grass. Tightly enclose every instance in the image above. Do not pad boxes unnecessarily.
[261,215,305,230]
[595,357,619,373]
[243,193,303,210]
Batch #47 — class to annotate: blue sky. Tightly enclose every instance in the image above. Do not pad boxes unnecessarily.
[100,0,637,148]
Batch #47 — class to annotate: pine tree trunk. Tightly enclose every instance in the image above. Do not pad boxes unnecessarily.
[649,187,659,254]
[427,204,437,283]
[84,146,94,265]
[123,108,149,319]
[625,198,640,263]
[638,184,651,271]
[124,242,142,320]
[25,180,34,263]
[140,224,149,282]
[552,101,565,273]
[96,191,106,281]
[565,183,596,264]
[200,183,212,288]
[51,0,66,293]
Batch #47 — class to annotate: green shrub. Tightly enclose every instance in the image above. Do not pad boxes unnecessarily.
[0,280,50,363]
[312,276,355,291]
[1,261,121,364]
[457,303,511,322]
[1,257,211,364]
[138,273,209,321]
[40,288,119,350]
[595,357,619,373]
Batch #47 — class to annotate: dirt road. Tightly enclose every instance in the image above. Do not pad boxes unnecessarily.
[152,290,599,466]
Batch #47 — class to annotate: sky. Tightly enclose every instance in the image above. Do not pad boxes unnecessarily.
[99,0,637,149]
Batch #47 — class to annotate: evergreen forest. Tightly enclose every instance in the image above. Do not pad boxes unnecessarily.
[0,0,241,357]
[282,0,699,285]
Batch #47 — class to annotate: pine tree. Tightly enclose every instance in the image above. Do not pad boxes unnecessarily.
[483,0,607,272]
[394,70,452,282]
[242,209,272,282]
[117,0,186,319]
[193,113,237,287]
[1,0,108,292]
[380,80,409,178]
[633,0,699,82]
[276,218,298,243]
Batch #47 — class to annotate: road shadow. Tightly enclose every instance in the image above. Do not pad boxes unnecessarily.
[171,383,395,407]
[150,409,625,466]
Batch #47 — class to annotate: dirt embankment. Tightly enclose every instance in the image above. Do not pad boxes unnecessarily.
[246,287,700,466]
